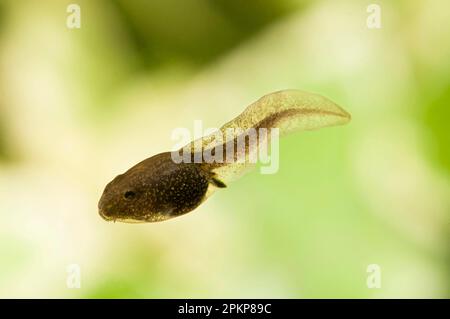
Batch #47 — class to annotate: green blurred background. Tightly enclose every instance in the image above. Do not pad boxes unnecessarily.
[0,0,449,298]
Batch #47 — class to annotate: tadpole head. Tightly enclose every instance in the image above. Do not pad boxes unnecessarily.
[98,152,210,223]
[98,173,142,222]
[98,153,187,223]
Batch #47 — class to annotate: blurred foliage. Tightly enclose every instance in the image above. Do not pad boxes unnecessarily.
[0,118,12,162]
[423,84,450,174]
[0,0,448,298]
[110,0,302,68]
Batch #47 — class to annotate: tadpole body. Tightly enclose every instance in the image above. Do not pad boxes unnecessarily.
[98,90,351,223]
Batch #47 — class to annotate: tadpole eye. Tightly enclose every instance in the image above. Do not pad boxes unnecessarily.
[124,191,136,200]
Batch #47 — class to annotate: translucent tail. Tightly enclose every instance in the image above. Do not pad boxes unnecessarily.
[180,89,351,184]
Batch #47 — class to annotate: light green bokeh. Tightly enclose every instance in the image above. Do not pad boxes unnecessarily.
[0,0,448,298]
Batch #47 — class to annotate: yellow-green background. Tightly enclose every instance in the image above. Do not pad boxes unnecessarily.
[0,0,449,298]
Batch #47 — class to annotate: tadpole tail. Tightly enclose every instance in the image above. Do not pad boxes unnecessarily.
[181,89,351,183]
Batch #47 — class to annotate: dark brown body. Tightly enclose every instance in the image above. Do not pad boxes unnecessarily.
[98,152,216,222]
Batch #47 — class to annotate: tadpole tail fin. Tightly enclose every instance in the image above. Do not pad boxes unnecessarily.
[181,90,351,183]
